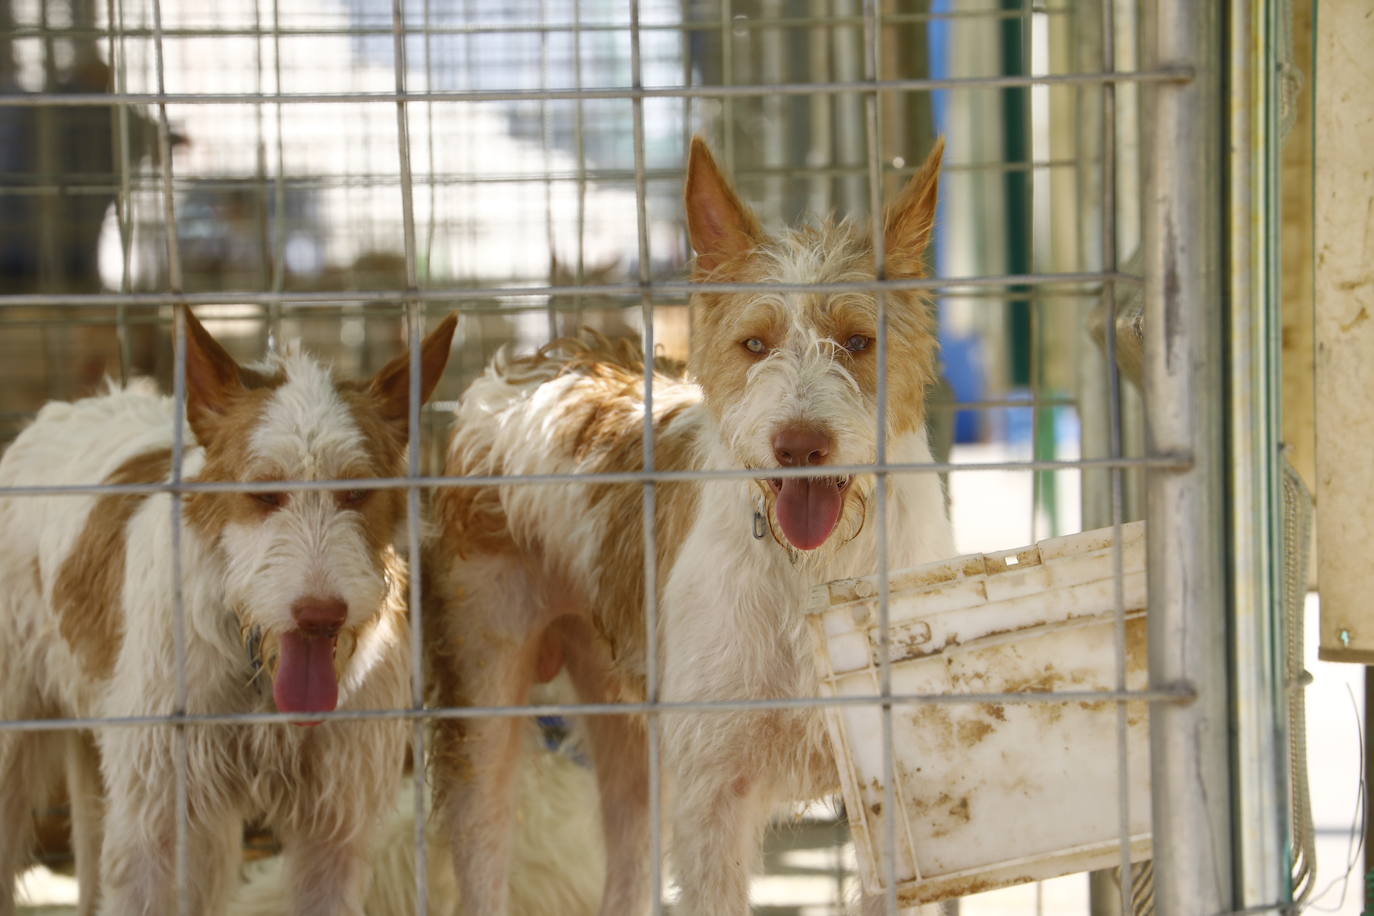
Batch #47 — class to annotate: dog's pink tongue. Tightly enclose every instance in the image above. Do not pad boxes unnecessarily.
[273,631,339,725]
[775,478,844,551]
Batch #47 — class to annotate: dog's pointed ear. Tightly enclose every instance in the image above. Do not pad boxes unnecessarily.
[183,307,253,445]
[685,136,763,276]
[884,136,944,278]
[368,312,459,431]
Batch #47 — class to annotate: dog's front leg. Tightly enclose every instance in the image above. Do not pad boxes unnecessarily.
[659,515,814,916]
[660,590,794,915]
[663,707,773,916]
[64,731,105,916]
[0,729,56,916]
[431,664,528,916]
[427,552,550,916]
[558,623,651,916]
[279,715,407,916]
[97,729,241,916]
[281,831,371,916]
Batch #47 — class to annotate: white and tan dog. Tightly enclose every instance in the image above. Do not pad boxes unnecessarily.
[425,138,955,915]
[0,309,455,916]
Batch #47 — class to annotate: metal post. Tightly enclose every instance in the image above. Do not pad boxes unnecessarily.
[1142,3,1233,914]
[387,3,430,913]
[1228,0,1291,908]
[627,6,663,913]
[145,1,193,911]
[1365,672,1374,909]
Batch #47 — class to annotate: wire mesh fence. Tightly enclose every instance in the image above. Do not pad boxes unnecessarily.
[0,1,1288,915]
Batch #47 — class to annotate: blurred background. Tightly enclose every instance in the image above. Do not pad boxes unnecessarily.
[0,0,1129,536]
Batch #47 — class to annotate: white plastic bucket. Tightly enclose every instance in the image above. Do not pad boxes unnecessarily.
[805,522,1152,905]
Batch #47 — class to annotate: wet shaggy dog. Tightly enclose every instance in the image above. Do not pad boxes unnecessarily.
[425,138,955,915]
[0,310,455,916]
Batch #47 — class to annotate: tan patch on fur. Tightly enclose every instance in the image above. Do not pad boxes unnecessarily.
[689,222,938,440]
[685,136,764,274]
[335,385,409,556]
[184,368,413,676]
[431,437,521,560]
[688,138,944,439]
[183,372,411,558]
[436,334,699,688]
[687,264,785,422]
[581,404,698,684]
[52,448,172,679]
[808,284,938,437]
[182,382,283,540]
[451,493,516,563]
[419,558,469,792]
[182,311,453,546]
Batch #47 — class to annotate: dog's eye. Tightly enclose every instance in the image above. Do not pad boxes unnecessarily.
[844,334,872,353]
[743,337,767,355]
[250,491,286,510]
[337,488,370,509]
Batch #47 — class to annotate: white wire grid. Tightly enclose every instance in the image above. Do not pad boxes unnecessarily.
[0,1,1216,914]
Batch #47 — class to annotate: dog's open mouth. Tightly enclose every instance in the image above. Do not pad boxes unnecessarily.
[767,475,852,551]
[274,629,340,725]
[250,625,358,727]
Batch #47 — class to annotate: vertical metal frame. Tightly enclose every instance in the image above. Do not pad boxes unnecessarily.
[386,2,431,912]
[106,0,136,382]
[1142,2,1235,913]
[145,1,193,910]
[1097,0,1138,906]
[627,5,664,914]
[1228,0,1292,908]
[859,2,905,908]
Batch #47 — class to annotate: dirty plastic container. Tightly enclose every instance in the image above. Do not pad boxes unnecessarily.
[805,522,1151,904]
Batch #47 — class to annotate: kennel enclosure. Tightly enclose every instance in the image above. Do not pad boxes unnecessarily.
[0,1,1310,914]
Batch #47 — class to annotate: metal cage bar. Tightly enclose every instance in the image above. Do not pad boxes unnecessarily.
[1142,2,1234,913]
[0,684,1197,735]
[1098,0,1136,909]
[0,454,1193,501]
[857,0,898,907]
[1227,0,1292,909]
[0,271,1140,310]
[145,0,194,909]
[626,3,665,912]
[1,8,1082,42]
[0,67,1193,108]
[386,2,431,912]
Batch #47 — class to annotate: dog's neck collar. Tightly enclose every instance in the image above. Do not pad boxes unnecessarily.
[751,485,870,565]
[752,491,800,565]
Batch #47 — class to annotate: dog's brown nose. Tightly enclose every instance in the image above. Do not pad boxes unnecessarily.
[772,426,833,467]
[291,596,348,637]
